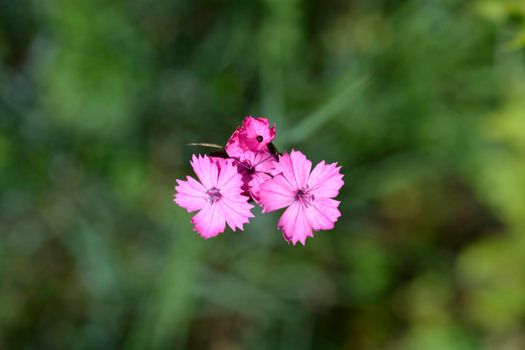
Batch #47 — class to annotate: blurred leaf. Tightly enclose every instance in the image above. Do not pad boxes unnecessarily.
[125,207,204,349]
[36,0,152,136]
[283,76,370,145]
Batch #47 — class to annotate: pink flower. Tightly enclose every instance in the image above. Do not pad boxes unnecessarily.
[258,150,343,245]
[174,155,254,239]
[233,150,277,202]
[225,116,276,156]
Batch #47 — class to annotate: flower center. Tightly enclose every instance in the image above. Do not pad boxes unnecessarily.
[256,135,263,143]
[240,160,255,174]
[294,187,314,206]
[206,187,222,203]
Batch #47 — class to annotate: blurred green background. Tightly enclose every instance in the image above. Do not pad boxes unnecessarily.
[2,0,525,349]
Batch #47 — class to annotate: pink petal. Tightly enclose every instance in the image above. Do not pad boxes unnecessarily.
[248,171,272,203]
[225,129,244,158]
[191,203,226,239]
[258,174,295,213]
[216,158,241,191]
[219,175,245,199]
[227,150,277,201]
[304,198,341,230]
[174,176,208,212]
[190,155,218,189]
[277,202,313,246]
[274,150,312,190]
[252,151,276,173]
[226,116,276,154]
[219,197,254,231]
[239,117,276,152]
[307,161,344,198]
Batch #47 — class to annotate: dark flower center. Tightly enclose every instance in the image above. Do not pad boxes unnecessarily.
[294,187,314,206]
[240,160,255,174]
[206,187,222,203]
[256,135,263,143]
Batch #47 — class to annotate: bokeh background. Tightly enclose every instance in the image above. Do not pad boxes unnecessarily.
[2,0,525,349]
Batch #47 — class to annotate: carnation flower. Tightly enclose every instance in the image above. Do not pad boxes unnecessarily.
[175,115,344,246]
[174,155,254,238]
[233,150,277,202]
[258,150,344,245]
[225,116,276,156]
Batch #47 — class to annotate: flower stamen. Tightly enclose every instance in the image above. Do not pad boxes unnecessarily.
[294,187,314,206]
[206,187,222,203]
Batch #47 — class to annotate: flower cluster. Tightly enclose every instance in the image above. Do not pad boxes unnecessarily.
[173,116,344,245]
